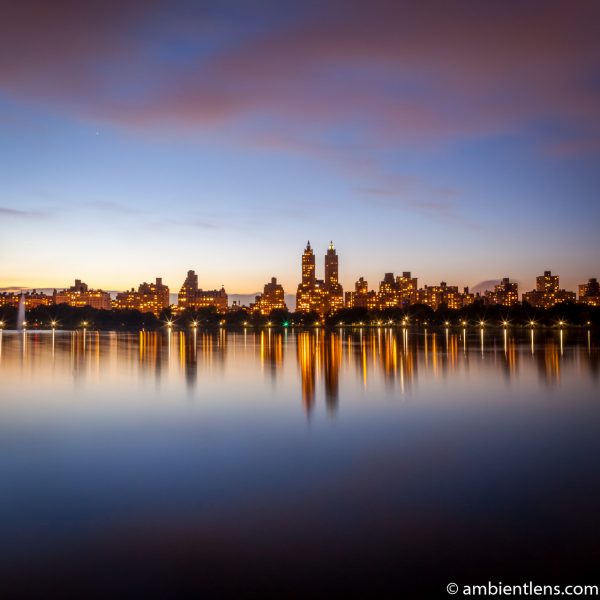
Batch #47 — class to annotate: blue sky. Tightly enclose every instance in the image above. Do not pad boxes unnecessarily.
[1,1,598,294]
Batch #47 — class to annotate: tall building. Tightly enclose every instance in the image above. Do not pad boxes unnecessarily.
[113,278,170,316]
[54,279,112,310]
[324,241,344,313]
[252,277,287,315]
[177,270,228,312]
[302,241,315,286]
[378,273,400,309]
[485,277,519,306]
[396,272,418,306]
[345,277,374,308]
[296,241,343,315]
[537,270,559,295]
[296,241,344,315]
[579,277,600,307]
[522,270,575,308]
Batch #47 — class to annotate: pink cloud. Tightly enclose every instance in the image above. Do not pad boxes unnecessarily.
[1,0,599,176]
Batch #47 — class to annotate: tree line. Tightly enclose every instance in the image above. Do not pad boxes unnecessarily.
[0,300,598,330]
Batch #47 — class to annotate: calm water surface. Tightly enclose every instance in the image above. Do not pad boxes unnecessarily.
[1,328,599,597]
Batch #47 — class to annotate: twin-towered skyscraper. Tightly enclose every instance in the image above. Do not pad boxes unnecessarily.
[296,241,344,316]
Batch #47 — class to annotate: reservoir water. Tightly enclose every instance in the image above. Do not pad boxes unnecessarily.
[1,328,598,597]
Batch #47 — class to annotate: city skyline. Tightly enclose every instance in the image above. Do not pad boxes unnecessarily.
[1,1,599,294]
[1,241,598,315]
[0,239,598,301]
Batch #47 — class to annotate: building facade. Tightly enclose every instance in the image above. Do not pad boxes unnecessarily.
[113,278,170,316]
[252,277,287,315]
[54,279,112,310]
[0,290,53,309]
[579,278,600,307]
[296,241,344,316]
[177,270,228,312]
[485,277,519,306]
[522,271,576,308]
[324,242,344,313]
[416,282,463,310]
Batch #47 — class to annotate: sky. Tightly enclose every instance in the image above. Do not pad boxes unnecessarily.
[1,0,599,295]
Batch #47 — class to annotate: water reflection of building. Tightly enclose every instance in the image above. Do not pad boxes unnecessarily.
[3,329,596,420]
[323,332,342,412]
[536,338,561,385]
[182,330,198,391]
[497,330,518,378]
[259,330,284,379]
[138,331,164,384]
[296,331,317,413]
[69,329,101,384]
